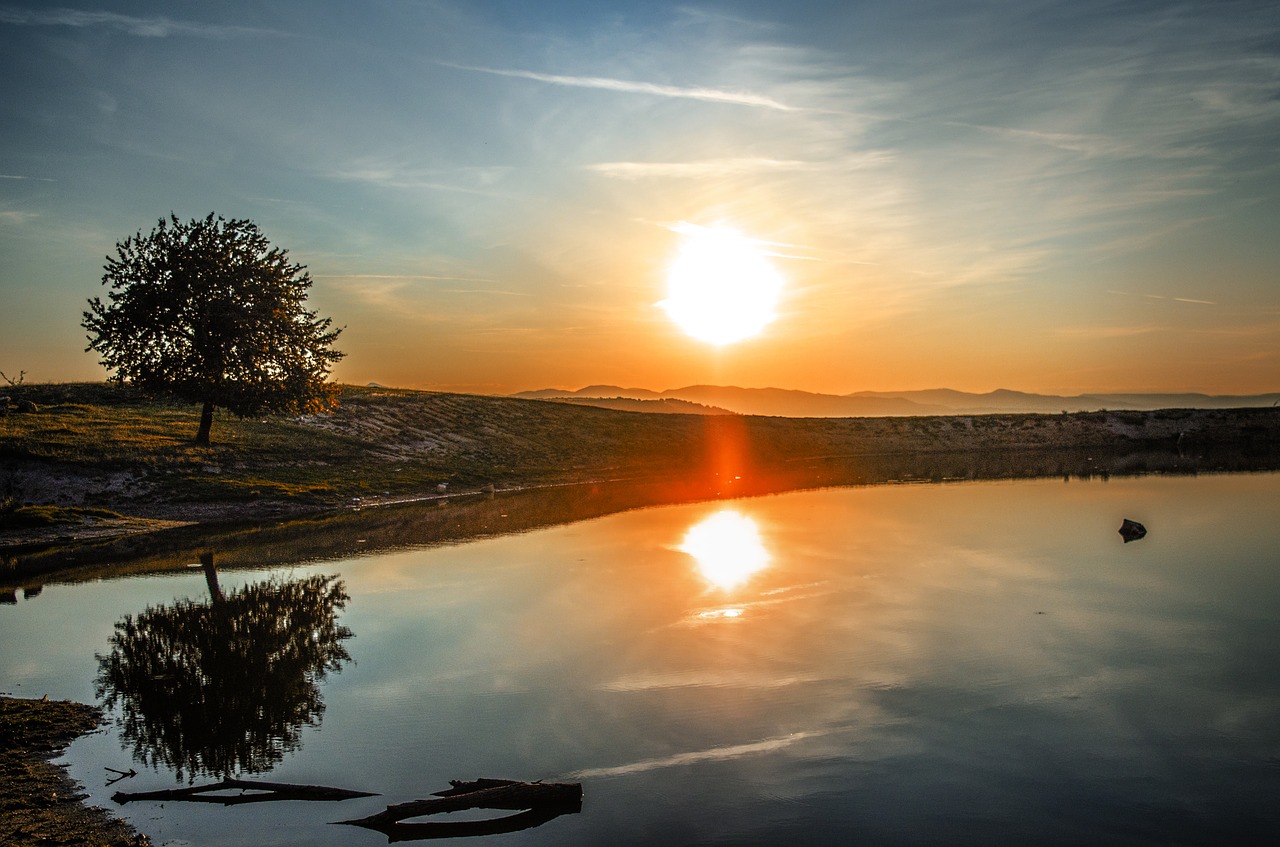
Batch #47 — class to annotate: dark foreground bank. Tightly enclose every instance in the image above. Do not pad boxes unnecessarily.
[0,696,148,846]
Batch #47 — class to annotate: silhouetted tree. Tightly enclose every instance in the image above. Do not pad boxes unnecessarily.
[83,213,344,444]
[95,569,354,782]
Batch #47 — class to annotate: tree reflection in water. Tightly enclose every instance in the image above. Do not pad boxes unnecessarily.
[95,559,354,783]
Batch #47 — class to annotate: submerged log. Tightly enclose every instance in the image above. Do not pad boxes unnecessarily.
[338,779,583,831]
[113,777,378,806]
[431,777,521,797]
[341,805,578,842]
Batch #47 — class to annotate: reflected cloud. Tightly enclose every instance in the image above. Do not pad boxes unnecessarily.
[677,510,770,590]
[599,670,832,693]
[698,608,744,620]
[679,585,834,628]
[570,730,830,779]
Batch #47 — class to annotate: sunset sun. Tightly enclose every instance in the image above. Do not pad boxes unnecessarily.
[660,223,784,345]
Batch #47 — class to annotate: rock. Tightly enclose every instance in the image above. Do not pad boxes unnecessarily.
[1119,518,1147,543]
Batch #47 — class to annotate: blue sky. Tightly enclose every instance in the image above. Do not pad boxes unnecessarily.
[2,0,1278,394]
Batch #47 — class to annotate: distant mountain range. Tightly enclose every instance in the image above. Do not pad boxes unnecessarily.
[531,396,737,415]
[511,385,1280,417]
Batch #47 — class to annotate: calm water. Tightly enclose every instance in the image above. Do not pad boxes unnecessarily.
[3,473,1280,845]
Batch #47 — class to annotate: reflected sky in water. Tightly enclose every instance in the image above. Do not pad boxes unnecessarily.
[3,473,1280,845]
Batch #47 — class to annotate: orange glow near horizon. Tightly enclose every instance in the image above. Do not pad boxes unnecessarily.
[677,510,772,590]
[660,223,785,346]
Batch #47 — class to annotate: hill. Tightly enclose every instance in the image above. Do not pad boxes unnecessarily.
[536,396,736,415]
[850,388,1280,415]
[514,385,1280,417]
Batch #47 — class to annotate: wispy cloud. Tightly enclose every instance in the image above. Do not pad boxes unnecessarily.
[437,289,529,296]
[1179,318,1280,340]
[945,122,1146,158]
[324,162,516,197]
[586,158,812,180]
[319,273,527,308]
[442,62,798,111]
[0,173,54,181]
[1054,325,1162,340]
[1107,290,1217,306]
[0,209,39,225]
[320,276,410,309]
[316,273,496,283]
[0,6,278,38]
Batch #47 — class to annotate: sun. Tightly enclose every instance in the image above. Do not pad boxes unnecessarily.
[660,223,784,345]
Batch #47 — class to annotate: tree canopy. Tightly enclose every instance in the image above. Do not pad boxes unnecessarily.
[83,213,344,444]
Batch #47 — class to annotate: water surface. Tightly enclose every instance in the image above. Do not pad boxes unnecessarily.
[2,473,1279,845]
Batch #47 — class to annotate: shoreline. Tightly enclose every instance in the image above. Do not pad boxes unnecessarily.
[3,385,1279,578]
[0,696,149,846]
[6,440,1279,595]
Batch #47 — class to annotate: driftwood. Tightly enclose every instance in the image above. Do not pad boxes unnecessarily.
[346,806,574,842]
[337,778,582,841]
[113,777,378,806]
[104,766,137,787]
[432,778,529,797]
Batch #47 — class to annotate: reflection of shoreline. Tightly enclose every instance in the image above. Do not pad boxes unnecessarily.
[6,444,1280,591]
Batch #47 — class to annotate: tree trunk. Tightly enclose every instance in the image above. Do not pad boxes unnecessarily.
[195,401,214,445]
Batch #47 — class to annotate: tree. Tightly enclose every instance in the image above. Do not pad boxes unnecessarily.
[83,213,344,444]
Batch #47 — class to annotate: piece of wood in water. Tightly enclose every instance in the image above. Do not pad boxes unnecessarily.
[346,806,576,842]
[113,777,378,805]
[339,780,582,829]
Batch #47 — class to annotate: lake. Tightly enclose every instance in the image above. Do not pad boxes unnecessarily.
[3,472,1279,845]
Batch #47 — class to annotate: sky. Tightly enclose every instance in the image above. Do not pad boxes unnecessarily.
[2,0,1278,396]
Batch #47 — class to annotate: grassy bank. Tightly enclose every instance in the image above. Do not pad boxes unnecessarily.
[2,382,1278,536]
[0,696,149,846]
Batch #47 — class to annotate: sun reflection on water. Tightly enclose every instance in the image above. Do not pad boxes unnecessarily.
[677,510,771,591]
